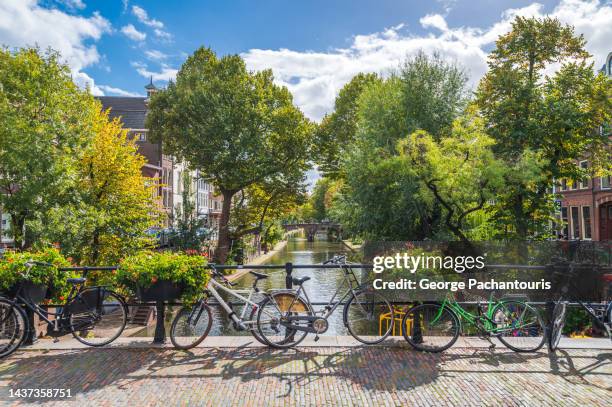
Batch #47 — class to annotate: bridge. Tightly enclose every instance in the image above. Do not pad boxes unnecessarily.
[282,221,342,242]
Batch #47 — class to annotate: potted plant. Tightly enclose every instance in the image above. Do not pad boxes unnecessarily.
[117,251,209,303]
[0,248,73,303]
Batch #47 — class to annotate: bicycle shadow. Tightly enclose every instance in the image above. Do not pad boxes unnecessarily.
[0,342,609,402]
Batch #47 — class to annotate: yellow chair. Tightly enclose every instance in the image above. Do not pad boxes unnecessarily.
[379,306,413,336]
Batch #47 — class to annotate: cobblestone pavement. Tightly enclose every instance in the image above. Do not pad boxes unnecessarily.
[0,346,610,406]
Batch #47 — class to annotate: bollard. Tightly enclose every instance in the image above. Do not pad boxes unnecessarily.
[285,262,293,289]
[153,300,166,344]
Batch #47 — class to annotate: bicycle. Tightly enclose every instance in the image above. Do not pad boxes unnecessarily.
[169,264,311,349]
[256,255,394,348]
[401,293,546,353]
[0,261,128,358]
[548,266,612,352]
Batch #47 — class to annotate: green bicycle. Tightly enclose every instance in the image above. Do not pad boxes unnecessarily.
[401,294,546,353]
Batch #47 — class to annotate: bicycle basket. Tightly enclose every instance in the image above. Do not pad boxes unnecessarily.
[6,281,49,304]
[65,287,110,314]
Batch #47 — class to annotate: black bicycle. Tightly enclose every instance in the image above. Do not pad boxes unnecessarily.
[0,261,128,358]
[548,267,612,352]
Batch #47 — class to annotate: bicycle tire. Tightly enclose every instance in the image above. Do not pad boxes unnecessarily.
[401,303,460,353]
[548,301,567,352]
[256,292,313,349]
[343,289,393,344]
[0,298,28,358]
[69,289,127,347]
[493,300,546,352]
[170,302,213,350]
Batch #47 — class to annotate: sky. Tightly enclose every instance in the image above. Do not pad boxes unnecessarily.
[0,0,611,122]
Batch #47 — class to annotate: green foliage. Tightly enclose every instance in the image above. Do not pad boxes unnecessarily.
[398,109,506,246]
[0,248,76,302]
[116,251,209,303]
[476,16,612,238]
[147,47,314,263]
[400,51,468,138]
[315,73,380,178]
[0,47,100,248]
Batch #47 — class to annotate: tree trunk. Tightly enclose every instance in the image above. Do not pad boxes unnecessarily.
[214,189,236,264]
[10,213,27,250]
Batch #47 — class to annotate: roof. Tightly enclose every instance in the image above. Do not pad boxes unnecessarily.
[97,96,147,129]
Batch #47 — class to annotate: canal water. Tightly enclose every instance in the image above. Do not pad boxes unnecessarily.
[132,236,362,337]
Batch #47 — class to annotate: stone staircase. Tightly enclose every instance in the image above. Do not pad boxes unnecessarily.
[130,305,155,326]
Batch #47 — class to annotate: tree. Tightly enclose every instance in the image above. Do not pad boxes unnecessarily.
[147,47,313,263]
[329,53,470,241]
[0,47,99,248]
[44,109,157,264]
[315,73,379,178]
[476,16,612,238]
[398,110,506,250]
[400,51,468,139]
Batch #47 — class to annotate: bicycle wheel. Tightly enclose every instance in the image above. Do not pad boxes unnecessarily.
[69,290,127,346]
[246,303,268,346]
[0,299,27,358]
[170,302,213,349]
[402,303,460,352]
[493,300,545,352]
[256,292,312,349]
[548,301,567,352]
[344,289,393,344]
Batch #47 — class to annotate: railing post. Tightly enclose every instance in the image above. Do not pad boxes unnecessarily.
[285,262,293,289]
[153,300,166,344]
[22,307,37,345]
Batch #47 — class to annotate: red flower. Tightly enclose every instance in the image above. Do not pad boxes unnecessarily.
[59,296,65,301]
[151,276,158,283]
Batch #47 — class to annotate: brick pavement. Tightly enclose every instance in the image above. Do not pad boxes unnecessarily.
[0,346,610,406]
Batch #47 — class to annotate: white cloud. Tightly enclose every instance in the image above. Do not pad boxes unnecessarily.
[145,49,167,60]
[0,0,111,94]
[59,0,86,10]
[99,85,142,97]
[131,5,171,39]
[131,61,177,81]
[121,24,146,41]
[242,0,612,121]
[132,5,163,28]
[153,28,172,40]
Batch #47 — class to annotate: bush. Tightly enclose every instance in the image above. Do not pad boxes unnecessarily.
[0,248,75,302]
[116,251,209,303]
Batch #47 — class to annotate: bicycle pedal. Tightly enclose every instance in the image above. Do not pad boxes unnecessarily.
[314,335,320,342]
[488,344,496,350]
[53,338,60,343]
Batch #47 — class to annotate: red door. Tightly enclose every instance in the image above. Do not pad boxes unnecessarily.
[599,204,612,241]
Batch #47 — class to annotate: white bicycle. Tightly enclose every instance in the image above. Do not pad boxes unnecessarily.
[169,264,311,349]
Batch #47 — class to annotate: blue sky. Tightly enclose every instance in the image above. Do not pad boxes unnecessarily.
[1,1,611,120]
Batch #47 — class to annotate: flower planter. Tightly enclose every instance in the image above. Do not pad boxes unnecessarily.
[136,280,185,302]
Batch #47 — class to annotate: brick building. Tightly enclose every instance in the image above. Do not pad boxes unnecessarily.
[554,52,612,241]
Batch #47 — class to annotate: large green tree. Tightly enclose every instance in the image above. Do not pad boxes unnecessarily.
[0,47,99,248]
[147,47,313,262]
[315,73,379,178]
[476,17,611,238]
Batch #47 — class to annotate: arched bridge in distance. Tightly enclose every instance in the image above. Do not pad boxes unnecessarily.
[282,222,343,242]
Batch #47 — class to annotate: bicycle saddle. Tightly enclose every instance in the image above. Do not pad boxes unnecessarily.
[67,277,86,285]
[291,276,310,285]
[249,271,268,280]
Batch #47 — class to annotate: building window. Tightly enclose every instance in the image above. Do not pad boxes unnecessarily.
[601,176,611,190]
[560,179,567,191]
[570,206,580,239]
[135,132,147,141]
[561,207,568,239]
[579,161,589,189]
[582,206,592,240]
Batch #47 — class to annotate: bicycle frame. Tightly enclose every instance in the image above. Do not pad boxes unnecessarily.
[437,296,530,336]
[11,282,87,334]
[287,264,365,322]
[205,277,264,330]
